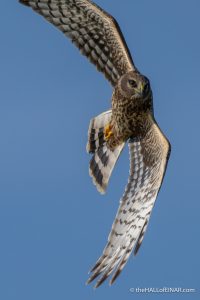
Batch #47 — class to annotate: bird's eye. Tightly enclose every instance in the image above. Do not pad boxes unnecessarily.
[128,79,137,88]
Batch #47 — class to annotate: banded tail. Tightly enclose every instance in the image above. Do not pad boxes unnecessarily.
[87,110,125,194]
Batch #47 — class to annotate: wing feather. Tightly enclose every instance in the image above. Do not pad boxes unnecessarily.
[19,0,136,86]
[87,122,170,287]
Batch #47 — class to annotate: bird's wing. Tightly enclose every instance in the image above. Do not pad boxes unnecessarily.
[87,121,171,288]
[19,0,136,86]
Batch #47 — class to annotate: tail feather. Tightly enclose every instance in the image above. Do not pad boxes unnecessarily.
[87,110,112,154]
[87,110,125,194]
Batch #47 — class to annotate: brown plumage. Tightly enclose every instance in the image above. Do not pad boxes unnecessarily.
[19,0,171,288]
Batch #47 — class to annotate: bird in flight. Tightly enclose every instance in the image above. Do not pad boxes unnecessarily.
[19,0,171,288]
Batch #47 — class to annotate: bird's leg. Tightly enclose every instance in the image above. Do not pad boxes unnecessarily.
[104,123,114,141]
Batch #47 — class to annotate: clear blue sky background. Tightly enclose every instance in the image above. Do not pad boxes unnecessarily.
[0,0,199,299]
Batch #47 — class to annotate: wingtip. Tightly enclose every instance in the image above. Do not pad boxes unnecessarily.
[94,282,100,289]
[109,269,121,286]
[85,276,98,289]
[86,272,101,286]
[85,279,97,291]
[88,262,100,274]
[86,277,93,286]
[85,278,90,286]
[93,276,107,289]
[19,0,30,6]
[109,279,114,286]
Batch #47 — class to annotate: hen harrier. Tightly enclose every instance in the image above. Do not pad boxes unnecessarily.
[19,0,171,288]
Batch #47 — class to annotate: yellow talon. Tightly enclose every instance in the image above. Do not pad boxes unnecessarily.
[104,124,113,141]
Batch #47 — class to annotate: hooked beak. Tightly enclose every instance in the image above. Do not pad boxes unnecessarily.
[134,82,144,96]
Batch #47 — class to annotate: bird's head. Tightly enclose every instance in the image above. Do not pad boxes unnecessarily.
[118,71,152,107]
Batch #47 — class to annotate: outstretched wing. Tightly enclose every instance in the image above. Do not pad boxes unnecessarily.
[87,122,170,288]
[19,0,136,86]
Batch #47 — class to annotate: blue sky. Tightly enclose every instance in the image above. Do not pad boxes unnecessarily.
[0,0,200,299]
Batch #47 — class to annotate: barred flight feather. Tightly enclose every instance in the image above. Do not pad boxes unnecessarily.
[87,110,125,193]
[19,0,135,86]
[87,124,170,287]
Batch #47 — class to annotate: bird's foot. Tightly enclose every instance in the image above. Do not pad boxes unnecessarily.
[104,123,113,141]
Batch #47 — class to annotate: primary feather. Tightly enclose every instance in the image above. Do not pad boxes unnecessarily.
[19,0,135,86]
[87,123,170,287]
